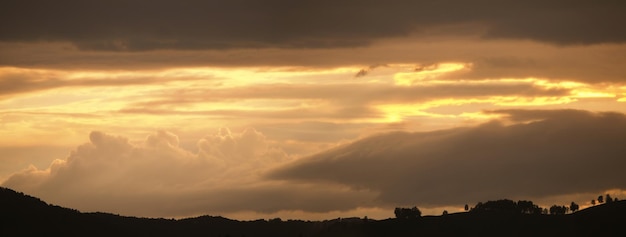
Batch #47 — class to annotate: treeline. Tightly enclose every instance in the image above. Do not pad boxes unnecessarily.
[393,207,422,219]
[395,193,620,218]
[591,194,618,205]
[2,186,626,237]
[471,199,577,215]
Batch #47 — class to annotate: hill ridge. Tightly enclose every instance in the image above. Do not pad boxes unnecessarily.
[2,187,624,236]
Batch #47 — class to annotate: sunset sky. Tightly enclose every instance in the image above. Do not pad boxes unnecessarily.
[2,1,626,220]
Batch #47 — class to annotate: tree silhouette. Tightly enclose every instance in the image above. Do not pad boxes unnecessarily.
[442,210,448,215]
[569,202,579,212]
[472,199,518,213]
[517,200,542,214]
[591,199,596,205]
[394,207,422,219]
[464,204,469,212]
[549,205,567,215]
[606,194,613,203]
[471,199,543,214]
[598,195,604,204]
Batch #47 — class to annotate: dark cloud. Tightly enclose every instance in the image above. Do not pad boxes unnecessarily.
[451,45,626,83]
[355,69,369,78]
[413,64,439,72]
[481,1,626,44]
[268,109,626,207]
[355,64,388,78]
[1,1,624,51]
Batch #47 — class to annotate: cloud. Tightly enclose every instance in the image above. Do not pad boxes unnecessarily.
[3,129,364,217]
[112,80,572,127]
[0,70,63,98]
[0,67,214,99]
[4,39,625,85]
[1,1,624,51]
[122,82,571,109]
[413,64,439,72]
[0,145,70,181]
[355,64,388,78]
[3,110,626,218]
[269,109,626,207]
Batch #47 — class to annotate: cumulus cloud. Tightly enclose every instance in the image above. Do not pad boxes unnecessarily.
[269,109,626,207]
[3,129,374,217]
[1,1,624,51]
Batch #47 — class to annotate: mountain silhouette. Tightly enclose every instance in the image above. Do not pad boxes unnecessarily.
[2,186,624,236]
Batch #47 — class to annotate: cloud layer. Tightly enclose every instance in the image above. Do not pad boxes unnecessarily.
[3,129,367,217]
[2,1,626,221]
[269,109,626,207]
[3,109,625,218]
[2,1,625,51]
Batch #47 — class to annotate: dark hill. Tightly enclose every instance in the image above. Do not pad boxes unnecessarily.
[1,187,625,236]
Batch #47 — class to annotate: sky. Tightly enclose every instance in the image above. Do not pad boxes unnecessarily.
[1,0,626,220]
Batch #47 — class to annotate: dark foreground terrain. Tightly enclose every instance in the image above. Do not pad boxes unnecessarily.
[1,187,625,237]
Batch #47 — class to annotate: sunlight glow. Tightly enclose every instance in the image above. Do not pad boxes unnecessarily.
[2,65,626,148]
[375,95,576,123]
[393,63,470,86]
[491,96,575,106]
[459,112,503,120]
[572,91,616,98]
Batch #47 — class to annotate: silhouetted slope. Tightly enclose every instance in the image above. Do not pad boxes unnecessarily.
[2,187,625,236]
[0,187,177,236]
[566,201,626,236]
[1,187,84,235]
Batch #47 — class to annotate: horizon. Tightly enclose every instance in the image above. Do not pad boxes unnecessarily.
[1,0,626,221]
[1,186,619,222]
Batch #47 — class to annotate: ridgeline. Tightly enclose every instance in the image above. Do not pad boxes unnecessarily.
[1,187,624,236]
